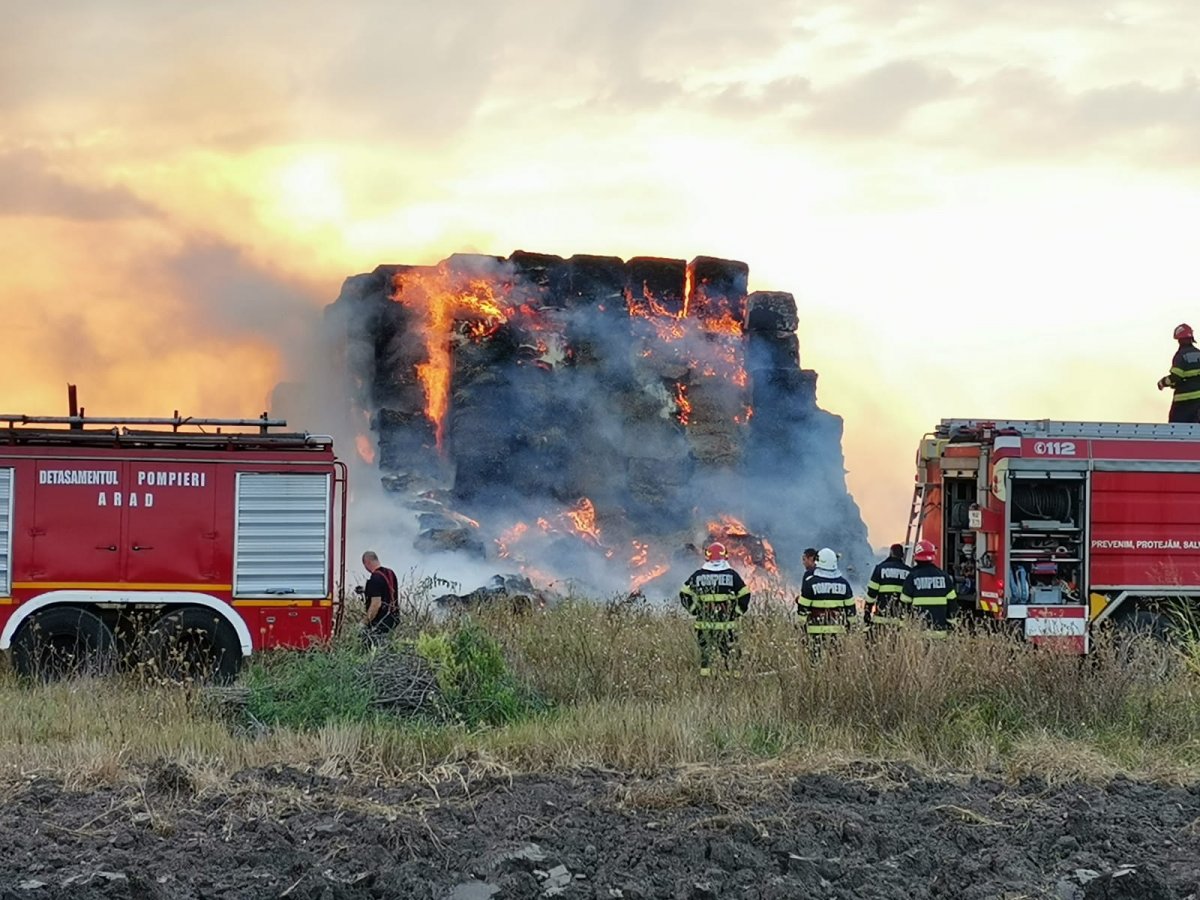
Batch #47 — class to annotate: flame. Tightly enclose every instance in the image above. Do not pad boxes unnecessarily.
[495,521,528,558]
[702,308,744,336]
[392,267,510,450]
[632,563,670,593]
[674,383,691,425]
[683,265,693,318]
[355,433,376,464]
[706,514,781,593]
[629,539,670,592]
[565,497,602,545]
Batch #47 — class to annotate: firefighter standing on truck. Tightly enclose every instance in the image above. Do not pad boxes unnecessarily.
[865,543,910,629]
[797,547,856,650]
[680,541,751,676]
[1157,323,1200,424]
[900,540,957,633]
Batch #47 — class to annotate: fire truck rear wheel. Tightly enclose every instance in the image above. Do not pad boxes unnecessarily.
[11,606,118,681]
[144,607,243,685]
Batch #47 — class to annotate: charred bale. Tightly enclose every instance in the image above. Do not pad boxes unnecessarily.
[689,256,749,325]
[627,257,687,316]
[748,332,801,372]
[566,255,628,313]
[509,250,569,309]
[746,291,799,334]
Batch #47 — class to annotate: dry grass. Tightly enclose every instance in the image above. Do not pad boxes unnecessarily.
[3,601,1200,787]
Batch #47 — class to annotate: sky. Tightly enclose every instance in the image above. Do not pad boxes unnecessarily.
[2,0,1199,548]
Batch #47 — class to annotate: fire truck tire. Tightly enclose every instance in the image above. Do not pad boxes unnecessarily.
[11,606,118,681]
[144,607,243,684]
[1112,609,1172,642]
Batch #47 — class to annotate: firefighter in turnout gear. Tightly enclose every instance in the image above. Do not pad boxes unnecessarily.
[797,548,856,645]
[680,541,751,676]
[900,540,957,632]
[1158,323,1200,424]
[865,543,910,628]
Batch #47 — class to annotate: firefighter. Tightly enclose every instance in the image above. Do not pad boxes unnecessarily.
[679,541,751,676]
[1157,323,1200,423]
[796,547,856,649]
[899,539,957,632]
[865,543,910,628]
[361,550,400,639]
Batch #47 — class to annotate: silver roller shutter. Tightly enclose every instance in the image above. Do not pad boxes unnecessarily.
[0,469,11,597]
[234,473,330,598]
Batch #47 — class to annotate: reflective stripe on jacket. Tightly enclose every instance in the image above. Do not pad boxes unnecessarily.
[1170,344,1200,401]
[680,563,750,630]
[866,557,910,599]
[899,562,957,607]
[798,573,856,634]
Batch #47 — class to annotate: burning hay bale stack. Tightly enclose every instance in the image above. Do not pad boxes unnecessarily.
[318,250,872,593]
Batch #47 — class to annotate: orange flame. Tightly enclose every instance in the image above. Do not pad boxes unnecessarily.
[706,514,781,593]
[631,563,670,593]
[702,309,744,336]
[674,383,692,426]
[392,268,510,450]
[355,433,376,464]
[495,521,529,559]
[629,539,670,592]
[565,497,602,545]
[683,266,693,318]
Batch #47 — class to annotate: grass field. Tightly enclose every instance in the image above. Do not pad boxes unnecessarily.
[3,599,1200,789]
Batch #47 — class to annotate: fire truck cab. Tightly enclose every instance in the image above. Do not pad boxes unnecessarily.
[0,410,347,680]
[910,419,1200,652]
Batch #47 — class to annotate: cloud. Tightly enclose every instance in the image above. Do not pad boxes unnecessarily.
[0,149,156,221]
[969,68,1200,165]
[804,60,960,134]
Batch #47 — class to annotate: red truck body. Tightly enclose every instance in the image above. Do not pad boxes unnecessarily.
[910,419,1200,652]
[0,415,348,668]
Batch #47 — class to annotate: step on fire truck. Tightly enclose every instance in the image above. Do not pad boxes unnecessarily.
[907,419,1200,652]
[0,402,347,681]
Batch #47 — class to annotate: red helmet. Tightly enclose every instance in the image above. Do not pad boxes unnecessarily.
[705,541,728,561]
[913,539,936,563]
[1175,323,1194,342]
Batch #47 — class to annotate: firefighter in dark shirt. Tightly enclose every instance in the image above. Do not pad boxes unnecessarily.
[680,541,751,676]
[1158,323,1200,423]
[865,543,910,628]
[899,540,957,633]
[361,550,399,638]
[797,548,856,646]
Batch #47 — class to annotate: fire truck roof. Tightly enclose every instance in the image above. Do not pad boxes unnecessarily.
[0,413,334,452]
[937,419,1200,441]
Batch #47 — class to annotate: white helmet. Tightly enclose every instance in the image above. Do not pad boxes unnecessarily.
[817,548,838,569]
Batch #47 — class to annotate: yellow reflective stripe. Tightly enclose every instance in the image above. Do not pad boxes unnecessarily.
[1175,389,1200,401]
[694,620,738,631]
[875,585,903,594]
[801,598,854,609]
[906,597,951,607]
[806,624,848,634]
[232,600,316,607]
[693,593,736,603]
[1171,367,1200,378]
[866,580,881,592]
[13,582,232,591]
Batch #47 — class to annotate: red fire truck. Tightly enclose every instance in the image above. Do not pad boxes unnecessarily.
[0,409,347,680]
[908,419,1200,652]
